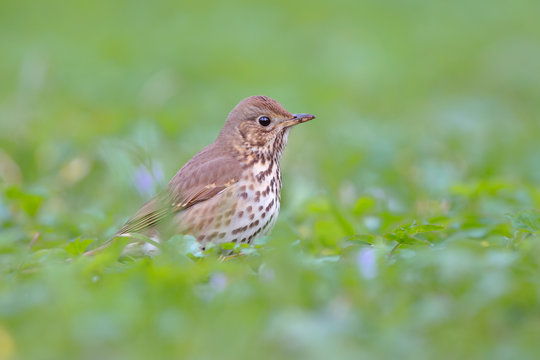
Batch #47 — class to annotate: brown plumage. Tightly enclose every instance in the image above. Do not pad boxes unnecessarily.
[112,95,315,254]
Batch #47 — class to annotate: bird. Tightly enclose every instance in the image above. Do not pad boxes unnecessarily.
[96,95,315,255]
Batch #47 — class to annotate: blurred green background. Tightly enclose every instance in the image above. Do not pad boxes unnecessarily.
[1,0,540,359]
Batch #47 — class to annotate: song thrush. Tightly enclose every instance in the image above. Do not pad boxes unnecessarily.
[114,95,315,254]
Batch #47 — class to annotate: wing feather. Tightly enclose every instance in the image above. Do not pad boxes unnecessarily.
[116,152,241,236]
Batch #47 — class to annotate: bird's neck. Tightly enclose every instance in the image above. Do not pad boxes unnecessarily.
[228,128,290,168]
[251,129,289,165]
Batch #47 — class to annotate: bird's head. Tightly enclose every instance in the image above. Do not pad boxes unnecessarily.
[218,95,315,151]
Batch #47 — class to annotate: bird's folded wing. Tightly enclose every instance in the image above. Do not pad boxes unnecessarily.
[115,192,174,235]
[116,155,241,236]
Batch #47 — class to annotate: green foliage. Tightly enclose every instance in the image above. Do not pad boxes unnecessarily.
[385,221,444,244]
[65,238,94,256]
[1,0,540,359]
[3,186,44,218]
[507,210,540,234]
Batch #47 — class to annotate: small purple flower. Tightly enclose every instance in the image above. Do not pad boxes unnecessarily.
[357,247,378,280]
[132,163,164,197]
[209,273,228,293]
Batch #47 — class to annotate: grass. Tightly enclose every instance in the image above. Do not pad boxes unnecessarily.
[1,0,540,359]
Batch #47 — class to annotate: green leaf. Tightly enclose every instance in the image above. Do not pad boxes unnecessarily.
[314,219,346,248]
[385,221,444,244]
[410,224,445,235]
[65,238,95,256]
[507,210,540,233]
[353,197,376,215]
[4,185,45,217]
[220,242,236,250]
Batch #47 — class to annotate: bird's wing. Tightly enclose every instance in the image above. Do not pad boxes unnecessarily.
[116,155,242,236]
[115,192,174,235]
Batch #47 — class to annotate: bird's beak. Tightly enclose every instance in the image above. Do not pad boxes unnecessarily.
[278,113,316,128]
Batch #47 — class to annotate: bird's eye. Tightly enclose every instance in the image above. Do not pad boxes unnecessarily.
[258,116,271,127]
